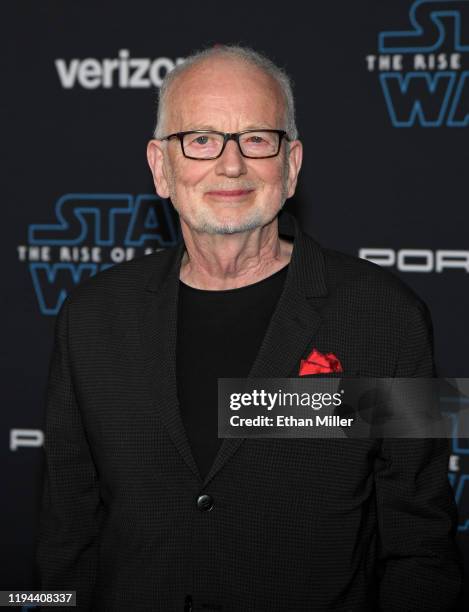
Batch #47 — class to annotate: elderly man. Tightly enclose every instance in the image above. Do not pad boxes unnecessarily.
[36,45,462,611]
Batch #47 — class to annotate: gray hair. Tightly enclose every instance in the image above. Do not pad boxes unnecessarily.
[153,44,298,141]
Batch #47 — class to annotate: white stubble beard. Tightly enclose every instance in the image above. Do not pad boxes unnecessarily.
[165,152,290,235]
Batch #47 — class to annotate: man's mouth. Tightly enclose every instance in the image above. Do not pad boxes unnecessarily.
[205,189,255,198]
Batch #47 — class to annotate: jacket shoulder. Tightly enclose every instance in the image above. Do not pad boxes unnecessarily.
[320,242,429,314]
[65,246,179,308]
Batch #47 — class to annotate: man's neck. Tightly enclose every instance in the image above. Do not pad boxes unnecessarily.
[178,225,293,291]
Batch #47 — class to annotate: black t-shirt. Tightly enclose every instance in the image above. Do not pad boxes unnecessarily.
[176,263,289,480]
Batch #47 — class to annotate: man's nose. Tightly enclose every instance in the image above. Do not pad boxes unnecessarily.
[214,138,247,177]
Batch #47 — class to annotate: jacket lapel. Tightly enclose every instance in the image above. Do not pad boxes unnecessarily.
[140,212,337,486]
[140,240,202,481]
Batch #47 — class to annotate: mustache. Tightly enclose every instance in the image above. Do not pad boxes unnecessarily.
[202,181,258,192]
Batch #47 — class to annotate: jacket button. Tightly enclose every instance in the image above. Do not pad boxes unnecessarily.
[197,493,214,511]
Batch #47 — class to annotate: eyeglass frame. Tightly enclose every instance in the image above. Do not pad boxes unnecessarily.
[160,129,290,160]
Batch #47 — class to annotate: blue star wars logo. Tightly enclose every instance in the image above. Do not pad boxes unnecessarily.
[19,194,180,315]
[366,0,469,126]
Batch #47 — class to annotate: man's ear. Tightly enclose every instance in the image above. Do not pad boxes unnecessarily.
[146,140,170,199]
[286,140,303,199]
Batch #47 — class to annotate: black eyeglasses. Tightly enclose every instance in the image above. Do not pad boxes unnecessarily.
[160,129,289,160]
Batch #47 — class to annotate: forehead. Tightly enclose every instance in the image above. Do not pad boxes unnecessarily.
[165,58,285,131]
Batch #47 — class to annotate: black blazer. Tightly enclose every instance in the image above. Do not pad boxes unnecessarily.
[36,210,462,611]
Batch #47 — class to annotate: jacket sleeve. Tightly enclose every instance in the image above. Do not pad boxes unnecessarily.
[374,301,463,612]
[35,295,104,611]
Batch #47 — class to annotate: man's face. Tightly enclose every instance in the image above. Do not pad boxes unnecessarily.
[147,58,303,235]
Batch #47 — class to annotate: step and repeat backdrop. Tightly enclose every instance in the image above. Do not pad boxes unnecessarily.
[3,0,469,608]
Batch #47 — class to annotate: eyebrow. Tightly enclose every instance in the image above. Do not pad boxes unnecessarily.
[180,124,277,132]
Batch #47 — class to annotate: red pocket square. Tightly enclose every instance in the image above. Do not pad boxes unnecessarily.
[299,348,343,375]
